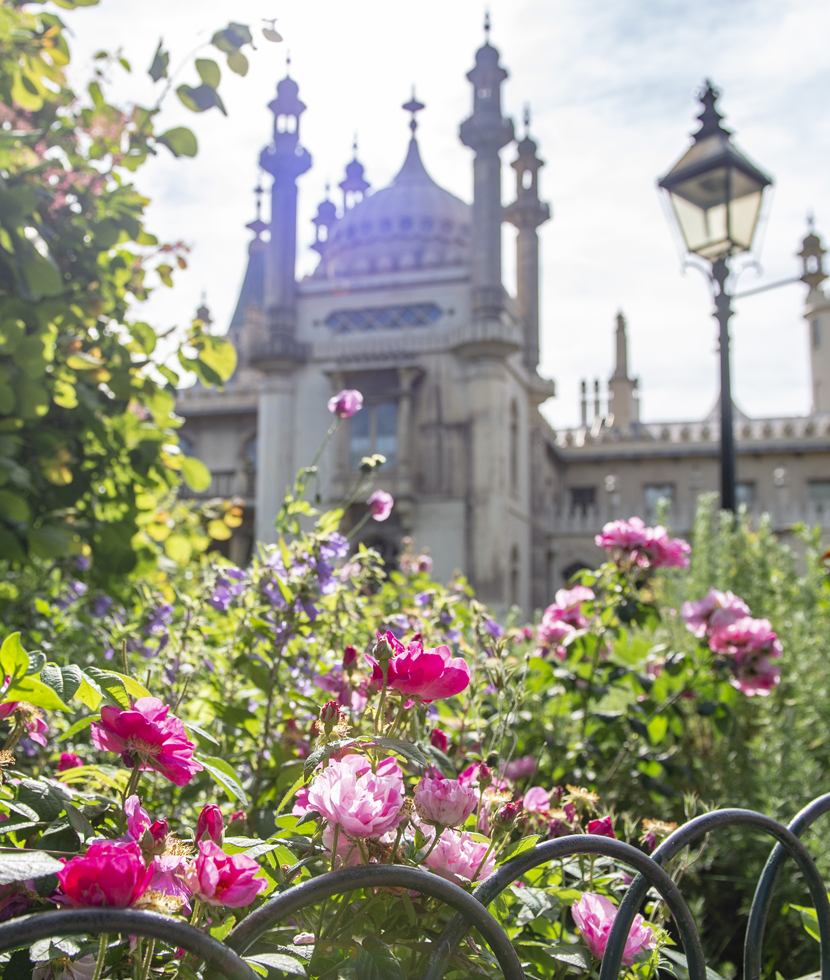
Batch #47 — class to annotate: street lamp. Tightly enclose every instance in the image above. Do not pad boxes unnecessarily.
[658,81,772,512]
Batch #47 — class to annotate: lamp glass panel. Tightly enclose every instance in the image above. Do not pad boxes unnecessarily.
[728,188,763,251]
[670,192,729,257]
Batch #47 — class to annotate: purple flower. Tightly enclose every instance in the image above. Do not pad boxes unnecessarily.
[74,555,91,571]
[208,584,232,612]
[328,389,363,419]
[91,595,114,618]
[294,597,319,623]
[483,617,504,638]
[320,533,349,562]
[147,603,174,636]
[262,579,287,608]
[367,490,393,521]
[415,592,433,607]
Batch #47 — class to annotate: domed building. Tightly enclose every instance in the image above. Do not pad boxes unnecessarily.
[177,28,558,613]
[176,29,830,607]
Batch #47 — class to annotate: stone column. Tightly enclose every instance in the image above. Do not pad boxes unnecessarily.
[255,373,296,544]
[396,367,421,495]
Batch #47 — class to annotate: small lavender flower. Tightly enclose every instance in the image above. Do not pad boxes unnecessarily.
[91,594,114,618]
[483,617,504,638]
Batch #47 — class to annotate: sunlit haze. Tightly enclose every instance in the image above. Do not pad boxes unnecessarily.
[61,0,830,428]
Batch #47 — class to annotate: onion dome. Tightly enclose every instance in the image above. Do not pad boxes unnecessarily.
[316,97,471,279]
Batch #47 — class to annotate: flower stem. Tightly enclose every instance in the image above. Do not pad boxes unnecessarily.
[138,939,155,980]
[329,823,340,873]
[92,933,108,980]
[374,661,389,737]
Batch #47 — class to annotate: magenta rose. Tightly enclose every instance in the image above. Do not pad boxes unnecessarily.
[306,755,404,839]
[58,751,83,772]
[367,490,394,521]
[587,815,615,838]
[430,728,449,753]
[415,774,478,828]
[196,804,225,844]
[57,841,154,908]
[0,702,48,747]
[328,389,363,418]
[185,840,267,908]
[366,631,471,702]
[91,697,203,786]
[504,755,537,781]
[572,892,656,966]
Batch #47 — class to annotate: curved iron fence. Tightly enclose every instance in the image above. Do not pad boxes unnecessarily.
[1,796,828,980]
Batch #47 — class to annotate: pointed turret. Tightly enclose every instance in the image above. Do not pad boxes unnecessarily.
[228,183,267,354]
[800,221,830,413]
[311,184,337,258]
[460,15,515,328]
[504,107,550,371]
[257,71,312,365]
[339,139,370,211]
[607,312,639,428]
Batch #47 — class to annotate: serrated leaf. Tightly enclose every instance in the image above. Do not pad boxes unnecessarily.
[0,850,63,885]
[40,664,82,703]
[548,944,593,969]
[83,668,130,709]
[64,802,95,842]
[371,736,427,770]
[248,953,306,975]
[303,738,356,779]
[17,779,70,822]
[198,753,248,804]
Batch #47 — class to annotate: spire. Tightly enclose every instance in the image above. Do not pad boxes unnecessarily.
[800,218,827,291]
[692,80,731,142]
[607,311,639,428]
[403,88,425,135]
[612,311,629,380]
[484,9,491,40]
[246,181,268,239]
[339,137,370,211]
[312,183,337,255]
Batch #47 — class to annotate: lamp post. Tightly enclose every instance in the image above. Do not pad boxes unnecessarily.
[658,81,772,512]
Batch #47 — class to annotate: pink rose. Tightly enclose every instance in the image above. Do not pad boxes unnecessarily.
[730,654,781,697]
[415,774,478,828]
[587,816,615,838]
[572,892,656,966]
[58,751,83,771]
[550,586,595,627]
[595,517,650,551]
[595,517,690,569]
[343,645,358,668]
[366,631,471,702]
[645,526,691,568]
[708,616,782,658]
[682,589,751,638]
[328,389,363,419]
[196,804,224,844]
[124,795,168,850]
[150,853,192,909]
[523,787,550,813]
[504,755,537,782]
[90,697,203,786]
[185,840,267,907]
[415,555,434,574]
[367,490,394,521]
[57,841,154,908]
[423,829,495,883]
[0,701,48,747]
[307,756,404,838]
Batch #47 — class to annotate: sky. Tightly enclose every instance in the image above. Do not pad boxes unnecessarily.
[59,0,830,429]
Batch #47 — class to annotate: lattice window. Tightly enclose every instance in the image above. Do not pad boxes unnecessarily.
[325,304,442,333]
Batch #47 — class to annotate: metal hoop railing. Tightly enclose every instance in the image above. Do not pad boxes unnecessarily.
[1,799,827,980]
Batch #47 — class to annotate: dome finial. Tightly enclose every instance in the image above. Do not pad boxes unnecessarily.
[246,179,268,239]
[286,50,291,74]
[693,79,731,142]
[523,104,530,135]
[484,9,491,39]
[402,87,425,136]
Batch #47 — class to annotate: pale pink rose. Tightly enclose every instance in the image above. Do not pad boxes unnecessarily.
[644,526,691,568]
[415,774,478,828]
[595,517,690,569]
[185,840,267,907]
[504,755,536,781]
[681,589,751,639]
[595,517,650,551]
[150,853,192,909]
[366,631,471,702]
[551,586,595,627]
[730,652,781,697]
[523,787,550,812]
[423,829,495,883]
[367,490,394,521]
[306,756,404,838]
[415,555,434,574]
[709,616,782,658]
[536,610,576,660]
[327,389,363,418]
[572,892,656,966]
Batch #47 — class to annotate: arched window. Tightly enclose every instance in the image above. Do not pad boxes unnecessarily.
[509,399,519,496]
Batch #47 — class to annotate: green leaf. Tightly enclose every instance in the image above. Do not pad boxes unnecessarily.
[371,735,427,770]
[211,23,253,53]
[0,850,63,885]
[0,632,29,682]
[181,456,211,492]
[183,721,220,749]
[303,738,356,779]
[157,127,198,158]
[0,490,29,523]
[247,953,306,976]
[64,802,95,842]
[57,715,94,742]
[195,59,221,89]
[275,773,307,816]
[72,675,103,711]
[198,753,248,804]
[547,944,593,970]
[176,84,227,116]
[22,258,63,297]
[15,380,49,420]
[17,779,70,822]
[84,668,149,709]
[499,835,541,864]
[647,714,668,745]
[263,27,283,43]
[226,50,249,76]
[4,675,69,711]
[197,336,237,382]
[149,39,169,82]
[357,936,406,980]
[165,534,192,564]
[40,664,83,703]
[27,524,74,558]
[127,321,157,355]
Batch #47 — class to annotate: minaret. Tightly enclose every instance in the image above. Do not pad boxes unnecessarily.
[258,69,311,350]
[607,312,639,428]
[311,185,337,259]
[460,14,514,329]
[339,139,370,211]
[800,222,830,413]
[504,107,550,371]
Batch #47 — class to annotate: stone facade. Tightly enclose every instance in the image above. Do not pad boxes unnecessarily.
[175,38,830,615]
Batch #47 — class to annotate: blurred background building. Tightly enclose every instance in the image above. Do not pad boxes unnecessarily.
[175,29,830,613]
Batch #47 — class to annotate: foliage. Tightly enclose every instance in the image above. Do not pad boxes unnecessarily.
[0,1,283,579]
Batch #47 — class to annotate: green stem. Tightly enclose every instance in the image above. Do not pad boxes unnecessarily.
[138,938,155,980]
[374,661,389,737]
[92,933,108,980]
[345,509,371,541]
[416,827,444,865]
[385,696,409,739]
[310,418,340,471]
[329,823,340,873]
